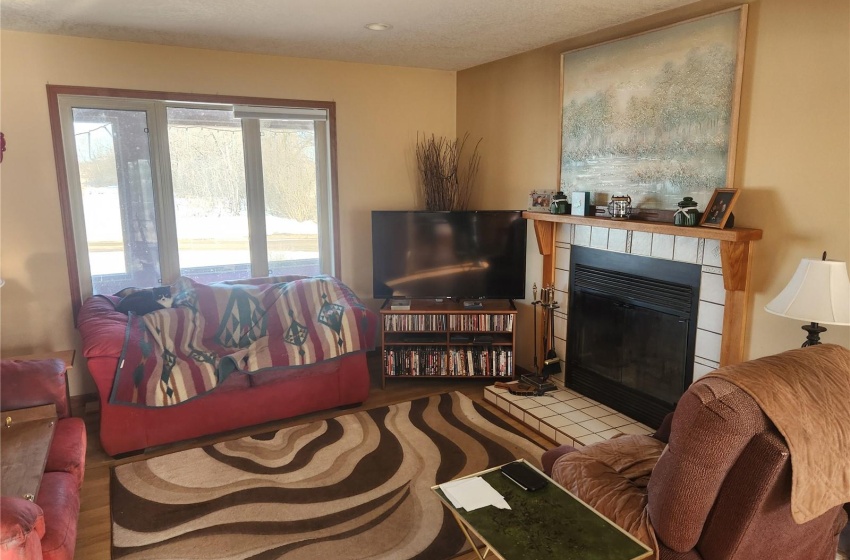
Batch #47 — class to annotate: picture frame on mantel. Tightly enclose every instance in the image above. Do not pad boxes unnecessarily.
[700,188,740,229]
[528,190,556,212]
[558,6,748,213]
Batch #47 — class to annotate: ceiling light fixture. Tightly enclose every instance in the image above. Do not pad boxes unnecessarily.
[365,23,392,31]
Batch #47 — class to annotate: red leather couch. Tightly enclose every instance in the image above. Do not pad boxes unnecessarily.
[0,359,86,560]
[77,293,374,457]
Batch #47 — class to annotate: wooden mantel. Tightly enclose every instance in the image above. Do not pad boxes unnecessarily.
[524,211,763,366]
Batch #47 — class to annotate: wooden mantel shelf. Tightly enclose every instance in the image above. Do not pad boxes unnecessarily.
[522,211,762,242]
[523,211,763,367]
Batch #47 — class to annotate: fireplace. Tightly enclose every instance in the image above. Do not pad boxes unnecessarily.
[567,246,701,428]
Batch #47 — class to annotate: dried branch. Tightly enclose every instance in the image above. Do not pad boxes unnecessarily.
[415,132,482,211]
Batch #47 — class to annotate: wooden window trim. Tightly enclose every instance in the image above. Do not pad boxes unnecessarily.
[46,85,340,320]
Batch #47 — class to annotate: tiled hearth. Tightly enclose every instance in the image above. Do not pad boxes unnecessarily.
[484,381,653,447]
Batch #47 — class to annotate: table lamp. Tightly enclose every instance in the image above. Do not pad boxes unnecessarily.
[764,252,850,347]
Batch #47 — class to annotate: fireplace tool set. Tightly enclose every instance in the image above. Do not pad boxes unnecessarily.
[494,283,561,396]
[521,283,560,394]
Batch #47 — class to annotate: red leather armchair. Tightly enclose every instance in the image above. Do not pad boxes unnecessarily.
[0,359,86,560]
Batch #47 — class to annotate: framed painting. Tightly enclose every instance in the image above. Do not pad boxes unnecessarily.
[559,6,748,212]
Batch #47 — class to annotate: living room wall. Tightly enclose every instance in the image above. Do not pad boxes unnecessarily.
[0,31,456,394]
[457,0,850,367]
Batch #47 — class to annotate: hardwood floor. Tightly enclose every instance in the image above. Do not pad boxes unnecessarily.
[74,354,553,559]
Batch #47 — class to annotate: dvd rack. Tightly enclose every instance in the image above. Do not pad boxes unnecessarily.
[448,314,514,332]
[384,346,514,377]
[380,299,517,387]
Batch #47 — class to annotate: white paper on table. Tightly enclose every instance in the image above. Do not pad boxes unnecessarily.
[439,476,512,511]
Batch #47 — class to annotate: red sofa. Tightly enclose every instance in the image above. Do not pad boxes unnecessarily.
[0,359,87,560]
[77,290,374,457]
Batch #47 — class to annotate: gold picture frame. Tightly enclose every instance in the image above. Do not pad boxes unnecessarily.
[700,188,740,228]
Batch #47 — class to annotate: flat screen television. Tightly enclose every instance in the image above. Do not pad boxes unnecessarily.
[372,210,527,299]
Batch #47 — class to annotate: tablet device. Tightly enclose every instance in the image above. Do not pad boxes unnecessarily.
[500,461,548,491]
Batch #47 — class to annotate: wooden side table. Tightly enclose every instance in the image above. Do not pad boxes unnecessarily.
[0,404,57,500]
[3,350,76,415]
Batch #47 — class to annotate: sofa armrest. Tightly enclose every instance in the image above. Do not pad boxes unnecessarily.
[45,418,87,489]
[0,359,69,418]
[0,497,45,558]
[77,295,127,359]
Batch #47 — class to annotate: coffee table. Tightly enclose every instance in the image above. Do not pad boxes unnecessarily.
[432,459,652,560]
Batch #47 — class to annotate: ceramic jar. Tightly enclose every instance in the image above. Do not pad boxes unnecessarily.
[550,192,569,214]
[674,197,700,226]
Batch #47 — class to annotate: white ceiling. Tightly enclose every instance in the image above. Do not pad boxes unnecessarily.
[0,0,698,71]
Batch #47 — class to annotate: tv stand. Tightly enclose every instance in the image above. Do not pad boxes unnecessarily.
[380,299,517,387]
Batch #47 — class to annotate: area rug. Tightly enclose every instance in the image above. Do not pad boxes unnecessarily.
[111,391,545,559]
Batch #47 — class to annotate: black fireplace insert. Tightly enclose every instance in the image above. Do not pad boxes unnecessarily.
[567,246,701,428]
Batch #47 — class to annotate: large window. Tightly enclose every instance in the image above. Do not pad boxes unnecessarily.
[48,87,337,313]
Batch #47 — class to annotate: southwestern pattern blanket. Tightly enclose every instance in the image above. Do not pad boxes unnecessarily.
[110,276,376,408]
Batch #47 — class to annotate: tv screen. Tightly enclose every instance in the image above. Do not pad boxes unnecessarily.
[372,211,527,299]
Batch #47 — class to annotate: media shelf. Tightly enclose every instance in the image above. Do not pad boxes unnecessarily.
[380,299,518,387]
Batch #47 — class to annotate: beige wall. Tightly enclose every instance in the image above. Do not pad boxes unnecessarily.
[0,31,456,394]
[458,0,850,369]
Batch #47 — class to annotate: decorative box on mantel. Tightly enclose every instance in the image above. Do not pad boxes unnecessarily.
[524,212,762,368]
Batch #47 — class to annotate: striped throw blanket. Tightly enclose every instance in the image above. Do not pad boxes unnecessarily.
[110,276,376,407]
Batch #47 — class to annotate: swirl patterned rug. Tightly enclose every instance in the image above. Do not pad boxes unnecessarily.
[111,391,545,559]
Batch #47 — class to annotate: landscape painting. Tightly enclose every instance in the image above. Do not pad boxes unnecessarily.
[559,7,746,210]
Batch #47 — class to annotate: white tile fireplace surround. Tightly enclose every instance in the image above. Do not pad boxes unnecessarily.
[486,223,731,447]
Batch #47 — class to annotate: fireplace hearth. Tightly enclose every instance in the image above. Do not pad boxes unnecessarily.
[567,246,701,428]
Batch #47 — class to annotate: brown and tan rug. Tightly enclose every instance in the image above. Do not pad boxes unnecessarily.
[111,391,545,559]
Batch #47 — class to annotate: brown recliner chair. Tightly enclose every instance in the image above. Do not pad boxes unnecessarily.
[551,349,849,560]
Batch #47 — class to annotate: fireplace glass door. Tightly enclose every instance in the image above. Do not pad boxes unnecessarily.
[571,290,689,406]
[567,247,701,427]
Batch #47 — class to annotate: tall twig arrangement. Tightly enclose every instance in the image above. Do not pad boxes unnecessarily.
[415,132,482,211]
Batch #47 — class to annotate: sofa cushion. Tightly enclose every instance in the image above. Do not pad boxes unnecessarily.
[0,359,69,418]
[44,418,87,489]
[35,473,80,560]
[216,370,251,391]
[0,497,45,558]
[551,434,665,551]
[249,357,340,387]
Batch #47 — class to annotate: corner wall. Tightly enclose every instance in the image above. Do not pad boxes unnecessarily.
[458,0,850,368]
[0,31,456,394]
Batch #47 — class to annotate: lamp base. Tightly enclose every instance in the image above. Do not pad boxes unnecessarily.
[801,322,826,347]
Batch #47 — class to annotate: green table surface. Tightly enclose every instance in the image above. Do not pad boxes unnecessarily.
[433,461,652,560]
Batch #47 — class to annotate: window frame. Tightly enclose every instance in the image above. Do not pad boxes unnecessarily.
[46,85,340,318]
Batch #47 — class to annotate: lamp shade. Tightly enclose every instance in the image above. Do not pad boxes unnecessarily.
[765,258,850,325]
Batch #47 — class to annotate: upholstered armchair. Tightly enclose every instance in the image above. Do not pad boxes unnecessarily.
[0,359,87,560]
[549,345,850,560]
